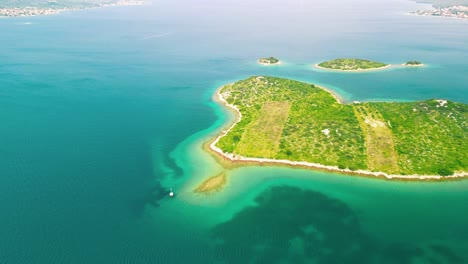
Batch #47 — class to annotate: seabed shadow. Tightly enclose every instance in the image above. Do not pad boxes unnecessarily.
[211,186,465,264]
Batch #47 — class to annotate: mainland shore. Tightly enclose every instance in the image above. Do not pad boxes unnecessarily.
[207,83,467,181]
[0,0,147,17]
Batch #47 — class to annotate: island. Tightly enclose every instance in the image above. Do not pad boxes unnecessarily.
[0,0,147,17]
[209,76,468,180]
[315,58,389,71]
[258,57,280,65]
[404,61,424,66]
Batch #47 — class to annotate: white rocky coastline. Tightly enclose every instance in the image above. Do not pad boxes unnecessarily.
[209,83,467,181]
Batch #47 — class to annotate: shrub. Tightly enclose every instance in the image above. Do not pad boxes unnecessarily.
[437,168,454,176]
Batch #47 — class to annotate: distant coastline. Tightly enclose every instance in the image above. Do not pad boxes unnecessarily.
[411,5,468,19]
[0,0,148,17]
[207,78,467,181]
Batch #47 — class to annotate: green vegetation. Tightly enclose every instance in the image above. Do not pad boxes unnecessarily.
[216,76,468,176]
[258,57,280,64]
[353,104,399,173]
[405,61,423,66]
[317,58,388,71]
[369,100,467,176]
[236,101,290,158]
[217,76,367,171]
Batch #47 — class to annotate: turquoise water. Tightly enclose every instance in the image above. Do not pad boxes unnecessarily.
[1,0,467,263]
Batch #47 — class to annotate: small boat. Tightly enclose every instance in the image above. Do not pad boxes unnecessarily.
[169,188,174,197]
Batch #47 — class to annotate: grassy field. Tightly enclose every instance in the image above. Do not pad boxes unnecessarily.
[353,104,399,173]
[216,76,468,176]
[317,58,388,71]
[370,100,468,175]
[237,101,290,158]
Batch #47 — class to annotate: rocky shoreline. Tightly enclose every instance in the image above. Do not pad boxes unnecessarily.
[208,83,467,181]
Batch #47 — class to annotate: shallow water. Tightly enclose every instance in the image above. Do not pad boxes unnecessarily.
[1,0,467,263]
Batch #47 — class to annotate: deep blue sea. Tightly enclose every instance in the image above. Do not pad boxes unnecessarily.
[1,0,467,263]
